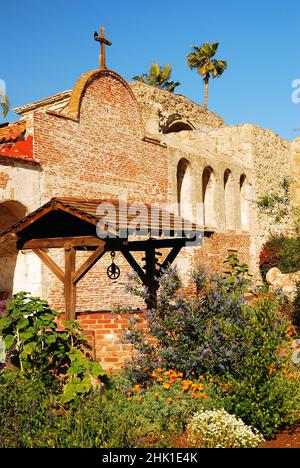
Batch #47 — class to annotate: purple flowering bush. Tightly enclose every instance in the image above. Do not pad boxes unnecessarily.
[123,255,280,379]
[121,256,300,436]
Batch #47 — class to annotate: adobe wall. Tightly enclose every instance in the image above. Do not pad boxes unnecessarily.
[0,160,42,296]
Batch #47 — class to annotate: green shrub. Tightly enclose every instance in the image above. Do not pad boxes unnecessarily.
[259,236,300,281]
[0,292,106,406]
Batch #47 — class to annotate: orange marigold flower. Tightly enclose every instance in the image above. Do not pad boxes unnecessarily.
[201,393,208,399]
[192,384,198,390]
[199,375,204,381]
[192,393,200,398]
[166,397,173,404]
[198,384,205,391]
[136,396,143,403]
[153,393,159,399]
[127,397,132,402]
[151,372,157,378]
[164,371,171,377]
[157,368,163,373]
[191,371,195,376]
[163,384,170,390]
[157,378,164,383]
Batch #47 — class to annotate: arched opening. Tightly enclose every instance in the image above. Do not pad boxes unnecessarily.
[165,121,194,134]
[177,158,193,220]
[0,200,27,298]
[240,174,250,230]
[202,166,216,228]
[224,169,235,230]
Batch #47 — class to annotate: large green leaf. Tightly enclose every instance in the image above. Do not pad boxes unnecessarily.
[16,318,30,330]
[3,334,15,350]
[22,342,38,355]
[0,316,11,332]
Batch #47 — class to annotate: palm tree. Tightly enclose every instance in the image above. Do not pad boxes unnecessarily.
[0,95,10,119]
[133,62,181,93]
[187,43,227,110]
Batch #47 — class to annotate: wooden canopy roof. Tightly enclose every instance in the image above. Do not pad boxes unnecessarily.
[0,197,208,247]
[0,197,212,318]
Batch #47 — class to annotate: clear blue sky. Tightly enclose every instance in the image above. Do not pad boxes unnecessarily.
[2,0,299,140]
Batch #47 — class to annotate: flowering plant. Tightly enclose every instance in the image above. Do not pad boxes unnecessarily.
[187,409,264,448]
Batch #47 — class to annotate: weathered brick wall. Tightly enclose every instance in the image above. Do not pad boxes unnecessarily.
[34,71,168,205]
[58,311,148,371]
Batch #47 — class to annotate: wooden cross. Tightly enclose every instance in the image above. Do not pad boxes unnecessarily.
[94,26,112,70]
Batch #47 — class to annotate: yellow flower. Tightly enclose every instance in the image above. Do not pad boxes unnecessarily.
[166,397,173,404]
[153,393,159,399]
[136,396,143,403]
[163,384,170,390]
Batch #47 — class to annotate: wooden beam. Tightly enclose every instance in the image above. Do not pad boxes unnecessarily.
[22,236,104,250]
[159,246,183,275]
[73,242,106,285]
[120,249,147,284]
[32,248,64,283]
[107,236,203,252]
[145,248,159,310]
[64,244,76,321]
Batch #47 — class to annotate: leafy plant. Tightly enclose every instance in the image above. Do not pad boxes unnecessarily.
[133,62,181,93]
[0,292,106,404]
[187,42,227,109]
[256,176,300,231]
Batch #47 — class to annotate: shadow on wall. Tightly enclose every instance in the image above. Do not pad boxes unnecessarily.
[0,200,27,299]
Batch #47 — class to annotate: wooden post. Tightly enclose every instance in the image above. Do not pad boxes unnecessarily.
[145,248,158,310]
[64,243,76,321]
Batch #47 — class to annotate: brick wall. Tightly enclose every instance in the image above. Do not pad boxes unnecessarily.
[31,70,253,368]
[58,311,148,371]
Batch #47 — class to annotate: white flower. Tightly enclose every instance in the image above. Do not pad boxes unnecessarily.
[187,409,264,449]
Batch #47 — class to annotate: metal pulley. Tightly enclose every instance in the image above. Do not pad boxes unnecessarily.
[107,251,120,280]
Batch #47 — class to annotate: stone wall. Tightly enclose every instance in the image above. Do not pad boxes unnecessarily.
[130,82,225,135]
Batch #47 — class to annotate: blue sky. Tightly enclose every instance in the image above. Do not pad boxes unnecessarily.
[1,0,299,140]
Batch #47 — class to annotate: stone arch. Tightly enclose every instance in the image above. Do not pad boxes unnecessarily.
[0,200,27,297]
[164,120,194,134]
[162,114,195,134]
[177,158,193,220]
[202,166,217,228]
[224,169,235,230]
[240,174,250,230]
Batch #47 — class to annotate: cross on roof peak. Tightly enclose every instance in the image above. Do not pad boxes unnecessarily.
[94,26,112,70]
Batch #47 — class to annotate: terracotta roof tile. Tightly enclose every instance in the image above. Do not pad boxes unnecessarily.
[0,136,39,164]
[0,120,26,144]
